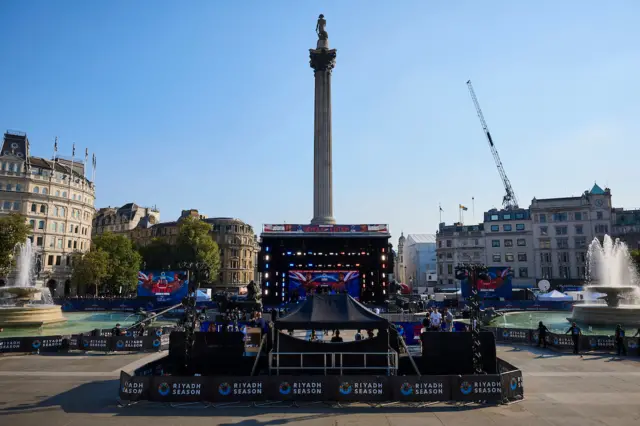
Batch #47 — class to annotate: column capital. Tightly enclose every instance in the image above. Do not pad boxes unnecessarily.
[309,48,337,73]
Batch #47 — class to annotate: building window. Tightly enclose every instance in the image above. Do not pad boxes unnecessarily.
[595,224,608,234]
[516,223,525,231]
[42,188,47,195]
[515,213,524,219]
[29,219,35,229]
[519,267,529,278]
[539,214,547,223]
[47,255,54,266]
[36,236,43,246]
[38,220,45,229]
[555,226,568,235]
[492,253,501,262]
[503,224,512,231]
[575,225,583,235]
[517,238,526,246]
[557,238,569,249]
[553,213,568,222]
[439,264,443,275]
[16,184,22,191]
[575,212,582,221]
[575,237,587,248]
[505,253,514,262]
[30,203,37,212]
[40,205,46,213]
[541,266,552,279]
[446,240,452,247]
[55,255,61,266]
[540,252,552,263]
[57,238,63,249]
[73,241,77,249]
[12,201,20,210]
[558,251,570,263]
[62,191,67,198]
[55,190,60,197]
[503,214,511,220]
[540,226,548,236]
[518,253,527,262]
[6,184,13,191]
[504,239,513,247]
[491,240,500,247]
[490,225,499,232]
[577,266,586,279]
[446,253,452,259]
[67,240,72,248]
[559,266,570,279]
[2,201,10,210]
[490,214,499,221]
[447,264,453,274]
[597,211,603,220]
[576,252,586,263]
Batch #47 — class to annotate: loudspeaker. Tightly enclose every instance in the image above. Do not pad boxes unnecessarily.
[418,331,497,375]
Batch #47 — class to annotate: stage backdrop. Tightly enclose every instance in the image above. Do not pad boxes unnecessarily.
[461,267,513,299]
[137,271,188,303]
[288,270,360,299]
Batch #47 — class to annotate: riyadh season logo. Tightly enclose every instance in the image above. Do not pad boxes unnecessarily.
[590,339,597,348]
[460,381,473,395]
[116,340,125,349]
[152,339,161,347]
[396,325,405,336]
[629,341,639,349]
[339,382,353,395]
[279,382,292,395]
[155,329,163,337]
[502,330,510,338]
[553,337,559,345]
[31,340,41,349]
[158,382,170,396]
[218,382,231,396]
[510,378,519,391]
[400,382,413,396]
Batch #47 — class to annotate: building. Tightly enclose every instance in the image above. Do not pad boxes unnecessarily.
[393,232,406,284]
[611,208,640,250]
[530,184,612,288]
[0,131,96,295]
[130,209,259,290]
[435,222,485,289]
[93,203,160,236]
[483,207,535,288]
[403,234,437,292]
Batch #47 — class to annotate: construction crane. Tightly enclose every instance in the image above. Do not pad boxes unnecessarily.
[466,80,519,209]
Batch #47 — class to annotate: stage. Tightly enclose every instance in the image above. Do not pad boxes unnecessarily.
[258,224,393,305]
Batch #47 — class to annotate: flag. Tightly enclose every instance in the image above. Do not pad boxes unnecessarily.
[439,205,444,212]
[54,137,58,153]
[93,154,96,168]
[85,148,88,162]
[72,143,76,157]
[459,204,468,211]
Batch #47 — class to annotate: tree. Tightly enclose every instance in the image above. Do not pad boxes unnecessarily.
[92,232,142,294]
[138,238,178,270]
[0,214,32,276]
[176,217,221,283]
[71,250,109,296]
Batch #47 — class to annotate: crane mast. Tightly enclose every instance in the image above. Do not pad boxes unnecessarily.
[466,80,519,209]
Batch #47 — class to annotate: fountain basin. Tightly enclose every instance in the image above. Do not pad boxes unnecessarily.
[0,305,66,328]
[570,304,640,328]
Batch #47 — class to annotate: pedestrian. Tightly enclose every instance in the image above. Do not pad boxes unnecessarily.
[355,329,363,341]
[565,322,582,356]
[537,321,549,348]
[444,308,453,332]
[615,324,627,357]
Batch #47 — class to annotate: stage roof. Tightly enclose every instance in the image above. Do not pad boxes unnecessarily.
[261,224,390,237]
[274,294,389,330]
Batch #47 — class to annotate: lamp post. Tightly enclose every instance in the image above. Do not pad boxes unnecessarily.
[178,260,210,373]
[455,262,489,375]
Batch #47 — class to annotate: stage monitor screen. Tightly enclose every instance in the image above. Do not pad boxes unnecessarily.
[460,267,512,299]
[288,270,360,299]
[137,271,188,303]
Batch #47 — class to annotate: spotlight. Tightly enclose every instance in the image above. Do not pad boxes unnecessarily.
[265,255,270,261]
[381,255,386,261]
[264,273,269,278]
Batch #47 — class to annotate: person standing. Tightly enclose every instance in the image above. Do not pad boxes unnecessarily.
[444,308,454,332]
[355,329,363,341]
[565,322,582,356]
[615,324,627,357]
[430,309,442,331]
[537,321,549,348]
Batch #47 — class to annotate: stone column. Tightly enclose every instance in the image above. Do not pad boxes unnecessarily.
[309,39,337,225]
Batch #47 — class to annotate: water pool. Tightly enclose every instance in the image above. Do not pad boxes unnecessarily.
[488,311,629,335]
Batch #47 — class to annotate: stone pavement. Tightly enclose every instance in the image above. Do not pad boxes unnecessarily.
[0,345,639,425]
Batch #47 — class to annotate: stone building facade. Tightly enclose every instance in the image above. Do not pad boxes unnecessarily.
[129,209,259,291]
[93,203,160,236]
[436,222,485,288]
[0,131,96,295]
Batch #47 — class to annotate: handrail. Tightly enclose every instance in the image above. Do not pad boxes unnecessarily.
[270,350,398,376]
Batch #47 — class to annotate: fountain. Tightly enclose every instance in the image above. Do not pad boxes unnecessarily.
[570,235,640,327]
[0,239,66,327]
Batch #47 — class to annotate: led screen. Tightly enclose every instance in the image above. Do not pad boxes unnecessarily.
[288,270,360,299]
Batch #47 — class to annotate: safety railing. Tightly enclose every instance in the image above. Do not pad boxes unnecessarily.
[269,351,398,376]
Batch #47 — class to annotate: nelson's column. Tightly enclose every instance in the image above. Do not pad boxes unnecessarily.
[310,14,337,225]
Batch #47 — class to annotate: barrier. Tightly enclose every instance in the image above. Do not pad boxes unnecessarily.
[118,367,523,404]
[58,298,218,312]
[490,327,640,355]
[0,333,170,354]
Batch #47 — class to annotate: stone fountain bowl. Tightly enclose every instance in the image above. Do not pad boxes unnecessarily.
[1,287,42,300]
[585,285,638,294]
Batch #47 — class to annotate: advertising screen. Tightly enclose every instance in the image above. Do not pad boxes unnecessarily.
[461,267,513,300]
[137,271,189,303]
[288,270,360,299]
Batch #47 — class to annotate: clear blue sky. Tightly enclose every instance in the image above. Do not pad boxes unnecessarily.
[1,1,639,245]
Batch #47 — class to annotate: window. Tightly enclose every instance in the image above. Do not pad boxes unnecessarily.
[503,224,512,231]
[69,224,74,233]
[577,266,586,279]
[519,267,529,278]
[597,211,603,220]
[541,266,552,279]
[517,238,526,247]
[558,252,570,263]
[38,220,45,229]
[491,253,501,262]
[12,201,20,210]
[575,212,582,221]
[73,240,77,249]
[439,264,443,275]
[503,214,512,220]
[515,213,524,219]
[446,253,452,259]
[559,266,570,279]
[67,240,72,248]
[447,264,453,274]
[576,252,586,263]
[62,191,67,198]
[540,226,548,236]
[504,239,513,247]
[31,203,37,212]
[57,238,63,249]
[42,188,47,195]
[540,252,552,263]
[505,253,514,262]
[40,205,46,213]
[36,236,43,246]
[553,213,568,221]
[474,239,479,246]
[516,223,525,231]
[490,225,499,231]
[6,184,13,191]
[555,226,568,235]
[438,241,442,248]
[557,238,569,249]
[54,206,59,216]
[575,237,587,248]
[29,219,35,228]
[492,240,500,247]
[15,184,22,191]
[55,190,60,197]
[55,255,61,266]
[2,201,10,210]
[595,224,608,233]
[518,253,527,262]
[490,214,499,221]
[47,255,54,266]
[539,214,547,223]
[51,222,57,232]
[575,225,583,235]
[60,207,66,217]
[49,237,54,248]
[446,240,452,247]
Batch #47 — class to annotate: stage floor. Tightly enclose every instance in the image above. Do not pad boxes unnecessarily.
[0,345,639,425]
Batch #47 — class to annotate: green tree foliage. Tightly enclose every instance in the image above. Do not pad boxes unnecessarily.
[0,214,32,276]
[176,216,221,282]
[92,232,142,293]
[71,250,109,296]
[138,238,178,270]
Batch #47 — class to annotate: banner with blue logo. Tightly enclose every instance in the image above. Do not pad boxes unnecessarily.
[149,376,209,402]
[453,375,503,401]
[461,266,513,299]
[266,376,329,401]
[389,376,451,402]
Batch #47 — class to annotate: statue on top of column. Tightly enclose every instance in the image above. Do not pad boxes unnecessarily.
[316,14,328,41]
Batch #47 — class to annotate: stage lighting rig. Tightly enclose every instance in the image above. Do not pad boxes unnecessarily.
[178,260,210,373]
[455,262,489,375]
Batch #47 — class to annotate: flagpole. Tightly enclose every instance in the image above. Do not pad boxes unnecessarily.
[69,143,75,191]
[472,197,475,223]
[84,148,88,180]
[53,137,58,161]
[439,203,442,223]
